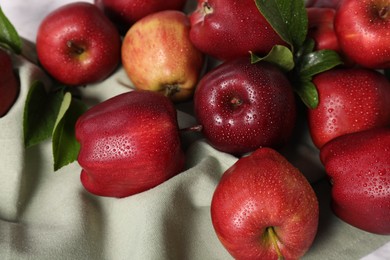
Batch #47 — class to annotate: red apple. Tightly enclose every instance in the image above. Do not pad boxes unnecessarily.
[334,0,390,69]
[121,10,204,102]
[320,127,390,234]
[75,90,185,198]
[94,0,187,34]
[189,0,286,61]
[193,57,296,155]
[36,2,121,86]
[306,0,342,9]
[308,67,390,148]
[307,7,340,52]
[307,7,355,67]
[0,49,19,117]
[211,147,319,259]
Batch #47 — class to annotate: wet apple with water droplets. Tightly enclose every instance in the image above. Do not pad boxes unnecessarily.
[193,57,296,155]
[94,0,187,34]
[308,67,390,148]
[36,2,121,86]
[211,147,319,259]
[320,127,390,234]
[75,90,185,198]
[334,0,390,69]
[188,0,287,61]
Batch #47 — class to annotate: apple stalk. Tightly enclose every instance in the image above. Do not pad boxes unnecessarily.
[266,226,285,260]
[379,5,389,19]
[67,41,85,56]
[179,124,203,132]
[164,84,181,98]
[202,2,213,15]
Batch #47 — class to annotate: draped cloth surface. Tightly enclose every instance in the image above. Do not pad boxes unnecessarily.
[1,1,389,259]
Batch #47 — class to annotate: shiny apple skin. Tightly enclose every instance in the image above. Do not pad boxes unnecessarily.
[0,49,19,117]
[76,91,185,198]
[194,58,296,155]
[307,7,340,52]
[36,2,121,86]
[121,10,204,102]
[305,0,342,9]
[189,0,287,61]
[211,147,319,260]
[320,128,390,234]
[94,0,187,34]
[334,0,390,69]
[308,67,390,148]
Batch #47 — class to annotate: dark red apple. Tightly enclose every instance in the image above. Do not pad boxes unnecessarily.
[307,7,356,66]
[0,49,19,117]
[307,7,340,52]
[193,57,296,155]
[94,0,187,34]
[334,0,390,69]
[211,147,319,259]
[320,127,390,234]
[306,0,342,9]
[36,2,121,86]
[189,0,286,61]
[308,67,390,148]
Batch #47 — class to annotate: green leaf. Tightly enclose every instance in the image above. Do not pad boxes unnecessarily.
[250,45,295,72]
[0,6,22,54]
[292,41,343,109]
[23,81,65,148]
[52,94,87,171]
[254,0,308,51]
[295,80,319,109]
[254,1,343,110]
[295,38,315,60]
[298,49,344,80]
[53,92,72,133]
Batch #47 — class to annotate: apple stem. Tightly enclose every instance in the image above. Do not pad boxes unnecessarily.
[180,124,203,132]
[164,85,180,98]
[230,97,243,107]
[379,5,389,19]
[67,41,85,55]
[202,2,213,15]
[266,227,285,260]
